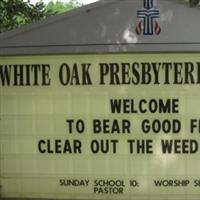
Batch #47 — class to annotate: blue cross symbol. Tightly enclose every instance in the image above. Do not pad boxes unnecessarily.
[144,0,153,9]
[137,0,160,35]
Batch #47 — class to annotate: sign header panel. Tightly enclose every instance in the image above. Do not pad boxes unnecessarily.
[1,53,200,199]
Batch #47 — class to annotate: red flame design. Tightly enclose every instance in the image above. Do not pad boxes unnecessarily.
[155,21,161,35]
[135,21,142,35]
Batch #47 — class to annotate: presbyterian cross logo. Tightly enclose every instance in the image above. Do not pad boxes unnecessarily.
[136,0,161,35]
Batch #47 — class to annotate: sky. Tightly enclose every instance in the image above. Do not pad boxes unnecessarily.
[28,0,98,5]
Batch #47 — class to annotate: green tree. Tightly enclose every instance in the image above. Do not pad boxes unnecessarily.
[189,0,200,7]
[0,0,81,33]
[45,0,82,15]
[0,0,47,33]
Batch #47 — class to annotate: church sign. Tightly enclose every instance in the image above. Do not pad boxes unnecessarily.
[1,53,200,199]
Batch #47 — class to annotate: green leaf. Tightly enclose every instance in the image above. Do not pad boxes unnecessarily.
[189,0,200,7]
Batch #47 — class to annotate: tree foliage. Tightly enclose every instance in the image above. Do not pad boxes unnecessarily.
[0,0,81,33]
[0,0,47,33]
[189,0,200,7]
[46,0,82,15]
